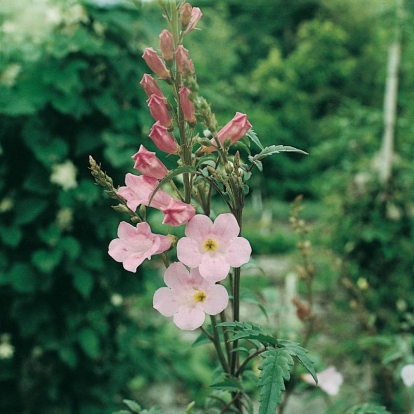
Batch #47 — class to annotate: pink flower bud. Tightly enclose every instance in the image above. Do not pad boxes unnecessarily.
[175,46,194,76]
[147,94,172,128]
[186,7,202,32]
[159,30,174,62]
[203,112,252,153]
[179,87,196,124]
[132,145,168,179]
[142,47,170,79]
[149,121,179,154]
[161,198,196,227]
[140,74,163,98]
[180,3,192,27]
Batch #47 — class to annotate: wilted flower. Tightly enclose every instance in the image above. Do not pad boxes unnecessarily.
[108,221,171,272]
[302,366,343,396]
[153,262,229,330]
[177,213,252,282]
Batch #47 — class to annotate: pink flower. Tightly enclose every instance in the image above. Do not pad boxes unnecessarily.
[180,3,192,27]
[140,74,163,98]
[108,221,171,272]
[117,174,171,211]
[142,47,170,79]
[179,86,196,124]
[177,213,251,282]
[161,198,196,227]
[153,262,229,330]
[175,45,194,76]
[149,121,179,154]
[147,94,172,128]
[159,30,174,61]
[401,365,414,387]
[302,366,343,396]
[186,7,202,32]
[132,145,168,179]
[204,112,252,153]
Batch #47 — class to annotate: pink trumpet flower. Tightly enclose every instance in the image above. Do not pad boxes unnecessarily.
[153,262,229,330]
[149,121,178,154]
[140,74,163,98]
[142,47,170,79]
[147,94,172,128]
[132,145,168,180]
[179,87,196,124]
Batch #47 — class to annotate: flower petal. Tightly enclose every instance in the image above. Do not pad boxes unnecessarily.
[199,255,230,282]
[173,305,205,330]
[153,287,179,317]
[163,262,192,291]
[203,284,229,315]
[226,237,252,267]
[212,213,240,239]
[184,214,212,240]
[177,238,202,268]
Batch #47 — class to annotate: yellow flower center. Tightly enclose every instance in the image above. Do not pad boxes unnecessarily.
[203,238,218,252]
[193,290,207,303]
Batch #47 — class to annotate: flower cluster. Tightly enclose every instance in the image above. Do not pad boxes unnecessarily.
[104,3,253,331]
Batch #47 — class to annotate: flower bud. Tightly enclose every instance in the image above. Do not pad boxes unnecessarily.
[147,94,172,128]
[159,30,174,62]
[175,45,194,76]
[179,87,196,124]
[140,74,163,98]
[142,47,170,79]
[161,199,196,227]
[149,121,179,154]
[202,112,252,153]
[132,145,168,179]
[186,7,202,32]
[180,3,192,28]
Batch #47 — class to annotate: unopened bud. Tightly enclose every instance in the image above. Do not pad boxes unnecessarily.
[180,3,192,28]
[159,30,174,62]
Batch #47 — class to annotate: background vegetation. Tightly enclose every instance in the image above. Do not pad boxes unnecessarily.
[1,0,413,413]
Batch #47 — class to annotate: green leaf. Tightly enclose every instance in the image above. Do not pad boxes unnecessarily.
[148,166,196,207]
[59,346,78,368]
[0,224,22,247]
[15,197,48,225]
[73,269,94,298]
[32,248,63,273]
[123,399,142,413]
[258,348,293,414]
[218,321,278,347]
[61,236,81,260]
[248,145,308,168]
[246,129,264,150]
[277,340,317,383]
[78,327,100,359]
[345,403,391,414]
[209,376,243,392]
[8,263,36,293]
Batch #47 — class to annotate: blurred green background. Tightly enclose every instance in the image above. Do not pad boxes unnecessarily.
[1,0,414,413]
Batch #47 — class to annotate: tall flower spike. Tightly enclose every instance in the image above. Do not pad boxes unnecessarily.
[153,262,229,330]
[142,47,170,79]
[108,221,171,272]
[177,213,252,282]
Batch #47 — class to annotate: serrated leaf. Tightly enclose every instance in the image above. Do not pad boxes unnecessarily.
[345,403,391,414]
[258,348,293,414]
[277,340,317,383]
[248,145,307,167]
[246,129,264,150]
[209,376,243,392]
[218,321,278,346]
[148,165,196,207]
[122,399,142,413]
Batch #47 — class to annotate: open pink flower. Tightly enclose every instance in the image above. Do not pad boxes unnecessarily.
[117,174,171,211]
[153,262,229,330]
[177,213,251,282]
[132,145,168,179]
[161,198,196,227]
[302,366,343,396]
[109,221,171,272]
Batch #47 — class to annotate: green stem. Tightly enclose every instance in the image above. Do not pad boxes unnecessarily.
[210,315,230,373]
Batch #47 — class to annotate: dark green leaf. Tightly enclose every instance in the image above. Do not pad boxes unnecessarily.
[15,197,48,224]
[0,224,22,247]
[73,269,94,298]
[209,376,243,392]
[345,403,391,414]
[258,348,293,414]
[78,328,100,359]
